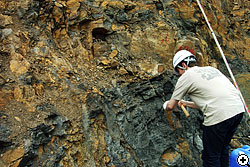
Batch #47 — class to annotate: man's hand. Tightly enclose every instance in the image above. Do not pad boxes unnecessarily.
[178,100,200,109]
[178,100,186,107]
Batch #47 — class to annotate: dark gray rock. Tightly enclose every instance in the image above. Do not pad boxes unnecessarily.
[0,111,12,154]
[19,112,68,167]
[86,73,205,167]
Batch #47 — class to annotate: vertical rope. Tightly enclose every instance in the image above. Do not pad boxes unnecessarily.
[196,0,250,116]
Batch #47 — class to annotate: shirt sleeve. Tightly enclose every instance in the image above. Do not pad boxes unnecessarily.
[171,72,193,101]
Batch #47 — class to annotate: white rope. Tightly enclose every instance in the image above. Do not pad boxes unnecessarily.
[196,0,250,116]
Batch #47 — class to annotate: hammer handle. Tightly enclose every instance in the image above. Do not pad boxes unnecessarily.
[181,105,190,117]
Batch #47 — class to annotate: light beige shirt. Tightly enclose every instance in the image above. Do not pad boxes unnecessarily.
[171,66,245,126]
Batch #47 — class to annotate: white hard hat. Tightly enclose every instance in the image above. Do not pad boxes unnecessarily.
[173,50,196,74]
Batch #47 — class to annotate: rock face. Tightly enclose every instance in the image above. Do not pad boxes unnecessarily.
[87,74,204,166]
[0,0,249,167]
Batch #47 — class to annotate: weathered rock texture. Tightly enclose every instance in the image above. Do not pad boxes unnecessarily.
[0,0,249,166]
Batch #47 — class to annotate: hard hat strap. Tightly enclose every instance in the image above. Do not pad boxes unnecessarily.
[184,57,196,66]
[177,65,186,70]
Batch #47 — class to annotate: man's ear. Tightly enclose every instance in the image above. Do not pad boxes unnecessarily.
[181,62,187,68]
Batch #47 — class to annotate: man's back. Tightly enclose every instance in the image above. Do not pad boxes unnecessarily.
[172,66,245,126]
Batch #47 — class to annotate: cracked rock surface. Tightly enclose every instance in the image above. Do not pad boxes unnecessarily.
[0,0,249,166]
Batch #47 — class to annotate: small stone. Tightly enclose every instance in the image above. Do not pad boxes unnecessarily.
[1,28,12,39]
[66,0,80,20]
[157,64,165,73]
[100,59,110,65]
[109,50,118,58]
[112,79,116,87]
[0,76,5,86]
[14,117,21,122]
[160,150,181,166]
[1,115,7,119]
[119,67,128,75]
[0,14,13,26]
[2,147,25,164]
[10,52,30,75]
[230,139,243,149]
[13,87,23,101]
[55,2,64,7]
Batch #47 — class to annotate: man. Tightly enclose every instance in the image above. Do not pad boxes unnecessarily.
[164,49,245,167]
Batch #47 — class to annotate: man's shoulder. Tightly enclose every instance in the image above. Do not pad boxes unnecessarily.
[191,66,220,72]
[191,66,225,81]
